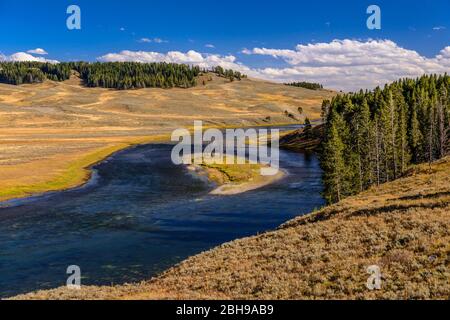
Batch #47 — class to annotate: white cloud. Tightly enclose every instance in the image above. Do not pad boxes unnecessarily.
[153,38,168,43]
[242,39,450,91]
[138,37,168,43]
[97,39,450,91]
[0,52,58,63]
[435,46,450,67]
[241,48,251,55]
[205,44,215,48]
[120,27,125,31]
[433,26,446,31]
[27,48,48,55]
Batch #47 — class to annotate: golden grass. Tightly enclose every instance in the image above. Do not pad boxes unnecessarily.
[200,161,262,184]
[185,156,285,195]
[0,135,169,202]
[0,144,126,200]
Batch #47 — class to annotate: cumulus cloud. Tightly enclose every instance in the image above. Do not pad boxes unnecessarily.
[97,50,259,77]
[27,48,48,55]
[435,46,450,67]
[0,52,58,63]
[242,39,450,91]
[97,39,449,91]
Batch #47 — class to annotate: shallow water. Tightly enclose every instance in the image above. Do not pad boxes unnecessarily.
[0,134,324,298]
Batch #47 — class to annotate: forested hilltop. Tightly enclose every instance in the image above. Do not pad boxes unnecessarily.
[0,62,71,84]
[0,62,245,89]
[320,74,450,204]
[285,81,324,90]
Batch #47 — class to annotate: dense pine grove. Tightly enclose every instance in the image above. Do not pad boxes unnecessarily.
[285,81,323,90]
[74,62,201,89]
[320,74,450,204]
[0,62,71,85]
[0,61,245,89]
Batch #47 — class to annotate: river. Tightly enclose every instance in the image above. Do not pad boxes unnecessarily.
[0,128,324,298]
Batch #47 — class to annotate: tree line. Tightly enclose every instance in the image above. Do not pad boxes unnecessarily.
[0,62,71,85]
[74,62,201,89]
[285,81,324,90]
[212,66,246,82]
[0,61,245,89]
[320,74,450,204]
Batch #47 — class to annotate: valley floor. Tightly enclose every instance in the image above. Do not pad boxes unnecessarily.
[0,75,334,202]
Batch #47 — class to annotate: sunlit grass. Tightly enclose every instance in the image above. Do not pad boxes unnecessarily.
[0,135,171,202]
[0,144,128,200]
[200,161,262,184]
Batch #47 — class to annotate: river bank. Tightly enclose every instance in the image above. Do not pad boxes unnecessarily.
[0,76,334,203]
[0,139,325,298]
[0,135,168,203]
[186,160,286,196]
[0,122,299,204]
[10,157,450,300]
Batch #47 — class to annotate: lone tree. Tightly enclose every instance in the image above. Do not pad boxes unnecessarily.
[304,117,312,137]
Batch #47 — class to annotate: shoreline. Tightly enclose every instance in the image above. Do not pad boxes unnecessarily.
[0,122,300,204]
[0,135,169,204]
[210,169,286,195]
[187,163,286,196]
[9,157,450,300]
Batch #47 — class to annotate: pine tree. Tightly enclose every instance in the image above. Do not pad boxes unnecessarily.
[409,99,423,163]
[353,98,371,191]
[437,84,448,158]
[319,74,449,204]
[304,117,312,138]
[321,111,347,203]
[395,89,410,174]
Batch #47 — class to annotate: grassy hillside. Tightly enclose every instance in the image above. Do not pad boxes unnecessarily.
[279,124,324,152]
[0,74,334,202]
[12,157,450,300]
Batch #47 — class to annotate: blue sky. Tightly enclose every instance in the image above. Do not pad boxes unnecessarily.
[0,0,449,90]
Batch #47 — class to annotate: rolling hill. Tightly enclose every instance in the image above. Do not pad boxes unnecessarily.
[0,74,334,202]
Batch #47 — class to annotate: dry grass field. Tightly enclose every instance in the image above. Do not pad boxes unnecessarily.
[12,157,450,300]
[0,74,334,201]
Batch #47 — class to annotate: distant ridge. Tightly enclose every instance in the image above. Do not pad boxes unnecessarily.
[0,61,245,89]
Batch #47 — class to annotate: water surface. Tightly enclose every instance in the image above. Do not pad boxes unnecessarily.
[0,134,324,298]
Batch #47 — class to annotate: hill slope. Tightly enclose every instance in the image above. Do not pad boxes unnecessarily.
[0,75,334,202]
[279,124,324,152]
[12,157,450,300]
